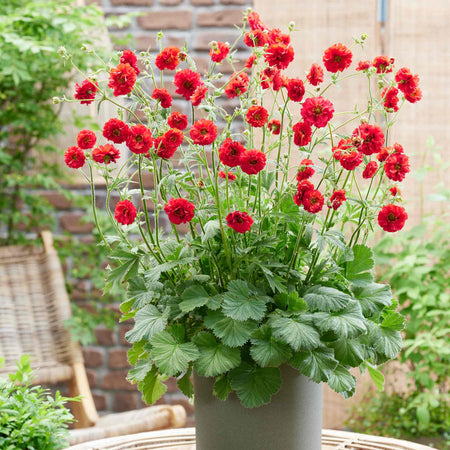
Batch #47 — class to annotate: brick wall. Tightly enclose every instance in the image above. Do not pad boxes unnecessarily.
[50,0,253,426]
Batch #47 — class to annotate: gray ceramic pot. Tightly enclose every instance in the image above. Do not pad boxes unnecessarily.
[194,365,322,450]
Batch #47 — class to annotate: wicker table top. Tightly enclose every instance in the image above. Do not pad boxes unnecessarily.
[68,427,436,450]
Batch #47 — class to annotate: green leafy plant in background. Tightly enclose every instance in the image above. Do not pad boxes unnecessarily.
[0,355,78,449]
[0,0,104,244]
[347,212,450,446]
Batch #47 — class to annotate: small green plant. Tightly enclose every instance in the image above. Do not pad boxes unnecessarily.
[347,214,450,444]
[0,355,78,449]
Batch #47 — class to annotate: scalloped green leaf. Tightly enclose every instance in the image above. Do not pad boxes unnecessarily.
[268,315,321,351]
[222,281,267,322]
[213,374,232,401]
[381,312,405,331]
[250,325,292,367]
[304,286,351,312]
[352,282,392,316]
[179,285,210,313]
[193,332,241,377]
[125,305,169,343]
[346,244,374,281]
[327,364,356,398]
[206,312,257,347]
[313,301,367,339]
[138,365,167,405]
[230,363,282,408]
[177,367,194,399]
[290,347,338,383]
[369,324,402,359]
[150,331,199,376]
[329,338,367,367]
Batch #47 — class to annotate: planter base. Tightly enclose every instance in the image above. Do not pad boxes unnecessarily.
[194,365,322,450]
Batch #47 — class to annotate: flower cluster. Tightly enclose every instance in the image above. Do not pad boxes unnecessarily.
[63,9,421,408]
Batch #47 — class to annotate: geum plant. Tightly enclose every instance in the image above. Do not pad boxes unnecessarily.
[62,10,422,407]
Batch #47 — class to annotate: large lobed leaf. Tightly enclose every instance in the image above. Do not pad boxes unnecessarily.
[304,286,351,312]
[250,324,292,367]
[125,305,169,343]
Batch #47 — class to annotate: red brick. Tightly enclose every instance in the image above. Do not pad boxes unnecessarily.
[190,0,214,4]
[120,324,134,346]
[138,11,192,30]
[185,416,196,427]
[165,377,178,393]
[220,0,247,3]
[60,213,94,234]
[113,392,138,412]
[95,327,116,346]
[135,35,158,52]
[93,394,107,411]
[86,369,98,388]
[166,34,187,48]
[171,397,195,414]
[108,349,130,369]
[160,0,182,4]
[110,0,153,5]
[194,32,242,51]
[41,191,73,210]
[83,348,104,368]
[197,9,243,27]
[131,171,154,189]
[102,370,137,390]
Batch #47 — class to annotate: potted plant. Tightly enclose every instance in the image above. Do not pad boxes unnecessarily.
[61,9,421,450]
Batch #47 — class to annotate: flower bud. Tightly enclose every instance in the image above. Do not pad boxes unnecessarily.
[53,97,62,104]
[58,46,67,56]
[179,52,187,62]
[157,31,164,40]
[196,179,205,188]
[288,21,295,31]
[360,33,368,41]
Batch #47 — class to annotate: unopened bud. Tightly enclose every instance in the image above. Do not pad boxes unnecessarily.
[288,21,295,32]
[53,97,62,104]
[360,33,368,41]
[157,31,164,40]
[58,46,67,55]
[179,52,187,62]
[196,179,205,188]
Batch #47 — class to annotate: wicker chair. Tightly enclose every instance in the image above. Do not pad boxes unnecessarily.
[0,231,186,445]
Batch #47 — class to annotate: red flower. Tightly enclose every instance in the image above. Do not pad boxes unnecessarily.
[74,79,98,105]
[293,122,312,147]
[356,60,371,71]
[395,67,419,94]
[154,136,177,159]
[271,71,286,91]
[268,119,281,135]
[332,138,354,161]
[377,146,391,162]
[92,144,120,164]
[384,152,410,182]
[219,171,237,181]
[323,43,352,73]
[245,54,257,69]
[293,180,314,206]
[210,41,230,62]
[329,189,346,210]
[226,211,253,233]
[362,161,378,179]
[120,50,140,75]
[126,124,153,154]
[191,83,208,106]
[287,78,305,102]
[190,119,217,146]
[164,198,195,224]
[339,151,363,171]
[372,55,394,73]
[240,150,267,175]
[219,138,246,168]
[162,128,184,149]
[225,72,250,99]
[404,88,422,103]
[115,200,137,226]
[246,105,269,128]
[152,88,172,108]
[268,28,290,45]
[390,186,401,196]
[247,11,266,31]
[306,63,324,86]
[264,44,295,70]
[77,130,96,149]
[244,30,268,47]
[174,69,202,100]
[301,96,334,128]
[103,118,130,144]
[296,159,315,182]
[155,47,180,71]
[382,87,399,112]
[108,63,137,96]
[303,189,324,213]
[64,146,85,169]
[352,123,385,155]
[168,112,188,130]
[378,204,408,232]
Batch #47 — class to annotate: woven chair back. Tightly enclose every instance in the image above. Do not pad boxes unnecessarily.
[0,236,81,384]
